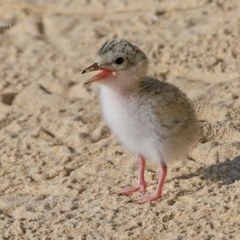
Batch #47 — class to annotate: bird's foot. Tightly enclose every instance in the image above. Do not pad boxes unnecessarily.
[134,192,162,204]
[116,182,147,196]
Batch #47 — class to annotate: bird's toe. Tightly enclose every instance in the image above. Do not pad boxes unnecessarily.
[134,193,162,204]
[116,183,147,196]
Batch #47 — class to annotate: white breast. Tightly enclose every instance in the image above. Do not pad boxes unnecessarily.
[100,86,165,164]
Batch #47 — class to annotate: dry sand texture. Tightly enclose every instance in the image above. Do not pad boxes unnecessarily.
[0,0,240,239]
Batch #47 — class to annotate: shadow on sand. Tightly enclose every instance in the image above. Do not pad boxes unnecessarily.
[201,154,240,185]
[168,154,240,186]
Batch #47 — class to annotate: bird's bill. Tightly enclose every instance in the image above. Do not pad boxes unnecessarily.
[82,62,113,85]
[82,62,100,74]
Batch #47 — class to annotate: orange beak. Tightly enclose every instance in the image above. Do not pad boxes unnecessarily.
[82,62,113,85]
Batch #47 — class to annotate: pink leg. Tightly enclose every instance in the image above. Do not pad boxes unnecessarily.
[135,162,167,204]
[116,155,147,196]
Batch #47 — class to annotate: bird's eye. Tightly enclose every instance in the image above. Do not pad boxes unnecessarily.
[115,57,124,65]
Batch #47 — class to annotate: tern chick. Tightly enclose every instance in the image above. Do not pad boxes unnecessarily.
[82,38,199,204]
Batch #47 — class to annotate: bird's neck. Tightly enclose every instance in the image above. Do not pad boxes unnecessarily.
[98,71,141,96]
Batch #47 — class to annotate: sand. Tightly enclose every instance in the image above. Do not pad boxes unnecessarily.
[0,0,240,239]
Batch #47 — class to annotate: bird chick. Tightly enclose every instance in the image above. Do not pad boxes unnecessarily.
[82,38,199,204]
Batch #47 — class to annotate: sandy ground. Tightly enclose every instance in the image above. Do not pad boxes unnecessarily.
[0,0,240,239]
